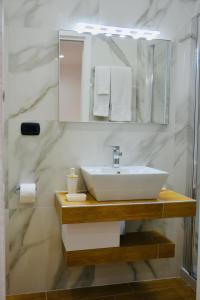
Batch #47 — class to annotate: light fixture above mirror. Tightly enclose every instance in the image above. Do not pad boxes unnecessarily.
[74,23,160,40]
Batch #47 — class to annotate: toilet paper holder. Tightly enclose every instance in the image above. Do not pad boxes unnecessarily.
[15,184,37,204]
[15,186,20,192]
[15,184,37,193]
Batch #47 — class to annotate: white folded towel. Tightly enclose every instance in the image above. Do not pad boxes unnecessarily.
[93,66,111,117]
[110,66,132,122]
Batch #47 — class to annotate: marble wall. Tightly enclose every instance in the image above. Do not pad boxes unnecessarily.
[0,0,5,298]
[4,0,200,296]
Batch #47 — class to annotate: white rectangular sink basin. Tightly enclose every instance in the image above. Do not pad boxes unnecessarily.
[81,166,168,201]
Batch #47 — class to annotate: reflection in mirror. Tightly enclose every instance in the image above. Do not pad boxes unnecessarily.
[59,31,171,124]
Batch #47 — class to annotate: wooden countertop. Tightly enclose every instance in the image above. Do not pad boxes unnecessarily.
[55,189,196,224]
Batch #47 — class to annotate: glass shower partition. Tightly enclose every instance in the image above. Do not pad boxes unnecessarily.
[187,14,200,280]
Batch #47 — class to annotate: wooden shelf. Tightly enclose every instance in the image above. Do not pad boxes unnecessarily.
[63,231,175,266]
[55,189,196,224]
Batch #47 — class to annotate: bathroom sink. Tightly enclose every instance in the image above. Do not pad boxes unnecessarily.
[81,166,168,201]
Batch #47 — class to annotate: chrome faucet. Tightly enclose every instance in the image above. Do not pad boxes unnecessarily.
[112,146,123,168]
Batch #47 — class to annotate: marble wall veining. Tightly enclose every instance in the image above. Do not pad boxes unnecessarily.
[5,0,200,296]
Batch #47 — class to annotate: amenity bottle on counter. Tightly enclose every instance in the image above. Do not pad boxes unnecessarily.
[67,168,78,194]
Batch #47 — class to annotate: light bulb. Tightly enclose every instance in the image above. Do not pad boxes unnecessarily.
[105,33,112,37]
[74,23,161,40]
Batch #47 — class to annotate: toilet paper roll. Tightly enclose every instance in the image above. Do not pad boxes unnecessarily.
[20,183,36,204]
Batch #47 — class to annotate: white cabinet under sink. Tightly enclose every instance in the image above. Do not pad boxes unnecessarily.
[62,221,121,251]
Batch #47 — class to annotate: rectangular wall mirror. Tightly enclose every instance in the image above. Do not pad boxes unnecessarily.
[59,30,171,124]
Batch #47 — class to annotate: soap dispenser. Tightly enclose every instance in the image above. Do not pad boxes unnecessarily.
[67,168,78,194]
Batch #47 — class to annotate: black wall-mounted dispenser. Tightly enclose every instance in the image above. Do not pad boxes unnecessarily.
[21,123,40,136]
